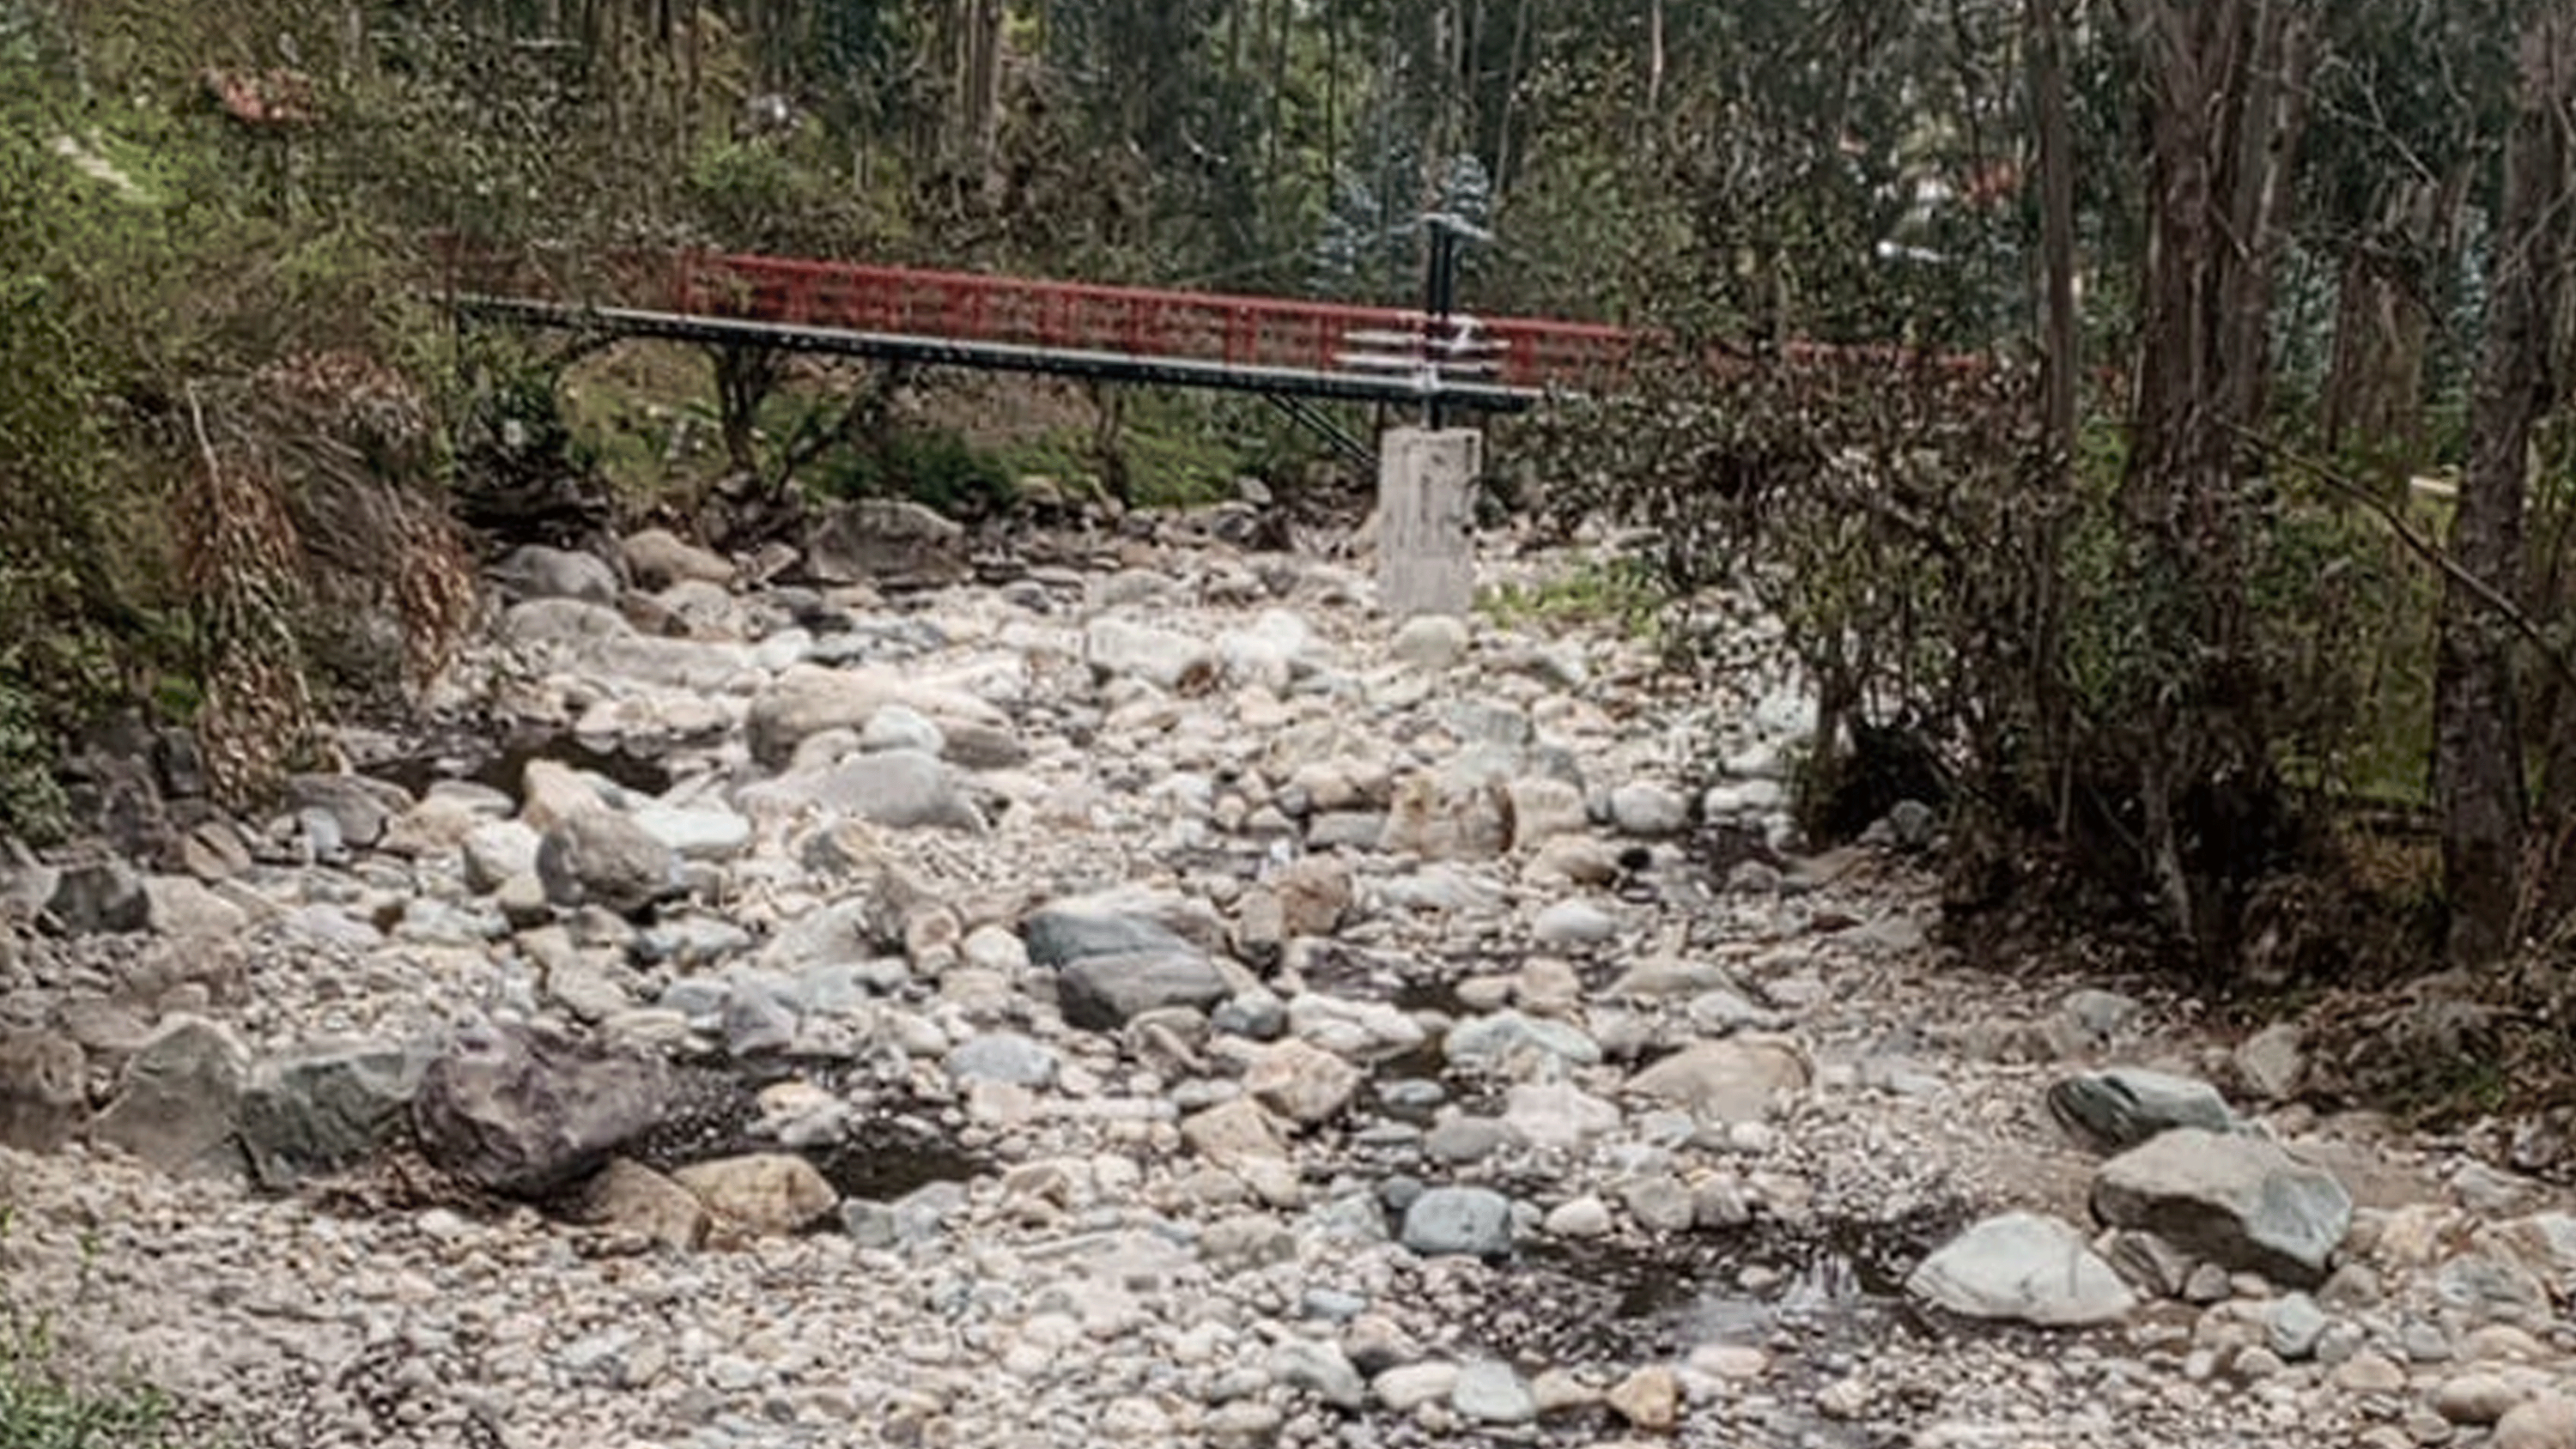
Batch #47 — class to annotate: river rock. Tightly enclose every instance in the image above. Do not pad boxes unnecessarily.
[2047,1067,2240,1153]
[1608,781,1691,837]
[45,859,149,934]
[1244,1037,1364,1125]
[1452,1360,1537,1423]
[622,528,733,590]
[285,773,411,851]
[740,749,986,832]
[1503,776,1590,851]
[1907,1211,2137,1326]
[1389,615,1469,670]
[671,1152,838,1236]
[141,875,246,937]
[1401,1186,1513,1258]
[1624,1036,1811,1122]
[0,1029,87,1151]
[803,497,967,586]
[1085,617,1220,694]
[91,1015,251,1175]
[746,664,1012,768]
[1607,1366,1681,1431]
[1445,1011,1602,1075]
[494,543,618,603]
[238,1039,434,1188]
[945,1032,1060,1088]
[1057,949,1230,1031]
[1381,767,1509,861]
[537,807,683,916]
[2497,1396,2576,1449]
[1273,1338,1367,1410]
[2091,1128,2353,1286]
[411,1022,673,1197]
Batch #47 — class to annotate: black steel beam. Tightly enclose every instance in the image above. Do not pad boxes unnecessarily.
[451,295,1541,413]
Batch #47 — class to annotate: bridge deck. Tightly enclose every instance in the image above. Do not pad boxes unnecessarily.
[442,246,1635,409]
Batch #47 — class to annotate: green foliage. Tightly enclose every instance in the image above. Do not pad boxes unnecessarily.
[0,1211,184,1449]
[814,426,1016,515]
[1478,558,1666,640]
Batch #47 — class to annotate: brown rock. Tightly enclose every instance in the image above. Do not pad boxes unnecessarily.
[671,1152,837,1237]
[1607,1365,1680,1432]
[578,1157,709,1250]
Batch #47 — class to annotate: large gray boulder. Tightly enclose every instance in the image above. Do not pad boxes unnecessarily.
[239,1039,434,1188]
[91,1016,252,1175]
[1908,1212,2138,1326]
[2091,1127,2352,1286]
[2048,1067,2240,1153]
[802,498,967,587]
[411,1022,674,1197]
[1057,950,1231,1031]
[739,749,986,832]
[536,807,684,917]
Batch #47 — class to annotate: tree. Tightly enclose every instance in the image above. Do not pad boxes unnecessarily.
[2436,3,2575,962]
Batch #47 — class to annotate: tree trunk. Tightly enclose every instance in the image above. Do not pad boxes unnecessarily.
[2027,0,2079,824]
[2116,0,2318,962]
[2437,6,2573,964]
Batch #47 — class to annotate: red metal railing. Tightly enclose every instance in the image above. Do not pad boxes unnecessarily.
[658,251,1636,391]
[434,238,1980,395]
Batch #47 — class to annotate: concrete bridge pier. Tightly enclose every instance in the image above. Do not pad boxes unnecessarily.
[1376,426,1482,621]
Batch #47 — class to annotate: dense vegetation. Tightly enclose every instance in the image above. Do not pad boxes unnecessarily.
[7,0,2576,1012]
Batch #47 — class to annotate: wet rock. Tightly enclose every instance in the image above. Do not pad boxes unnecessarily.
[537,808,683,917]
[1084,617,1219,694]
[91,1015,251,1175]
[1400,1186,1513,1258]
[622,528,734,591]
[1624,1036,1810,1123]
[671,1152,837,1236]
[411,1022,673,1197]
[2091,1128,2352,1286]
[45,860,149,934]
[238,1039,433,1188]
[494,543,618,603]
[1906,1212,2136,1326]
[0,1029,86,1150]
[803,497,967,586]
[2047,1067,2239,1152]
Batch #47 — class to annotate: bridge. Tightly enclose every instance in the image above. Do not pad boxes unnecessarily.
[440,244,1639,415]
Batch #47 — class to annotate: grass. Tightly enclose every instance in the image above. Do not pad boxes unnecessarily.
[0,1212,186,1449]
[1476,556,1668,640]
